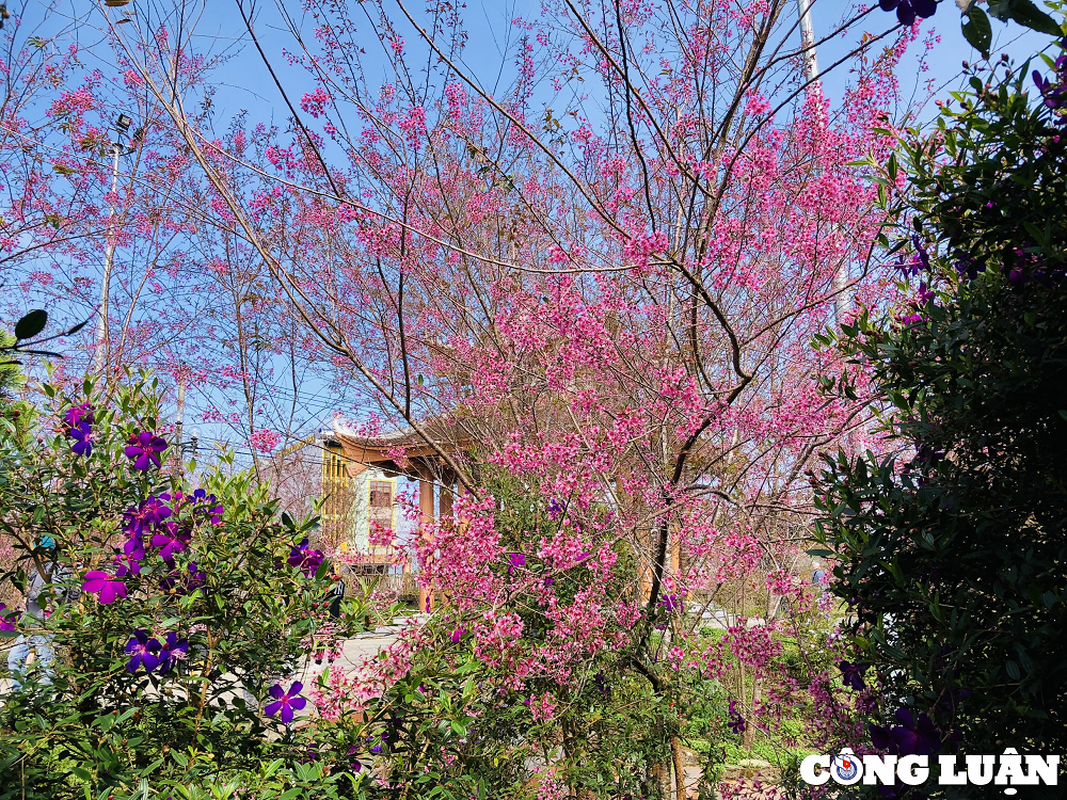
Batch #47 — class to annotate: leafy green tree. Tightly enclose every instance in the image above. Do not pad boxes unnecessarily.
[812,30,1067,773]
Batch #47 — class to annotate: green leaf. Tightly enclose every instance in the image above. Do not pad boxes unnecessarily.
[962,6,993,52]
[14,309,48,341]
[1007,0,1061,34]
[69,765,94,782]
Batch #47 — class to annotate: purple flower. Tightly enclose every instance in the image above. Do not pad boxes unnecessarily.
[123,496,173,540]
[69,422,93,457]
[507,552,526,575]
[911,236,931,271]
[594,671,611,697]
[1034,68,1067,114]
[347,744,364,772]
[953,251,986,281]
[124,431,168,471]
[0,603,18,632]
[82,571,127,605]
[660,594,682,613]
[288,537,325,577]
[870,708,942,756]
[63,403,94,429]
[450,628,466,643]
[192,489,224,525]
[264,681,307,724]
[151,521,191,563]
[288,537,310,564]
[839,660,869,692]
[155,631,189,674]
[114,552,141,578]
[125,630,161,673]
[160,561,206,594]
[727,699,746,735]
[123,534,147,562]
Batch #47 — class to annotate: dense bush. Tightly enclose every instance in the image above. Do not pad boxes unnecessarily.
[0,375,364,799]
[813,29,1067,791]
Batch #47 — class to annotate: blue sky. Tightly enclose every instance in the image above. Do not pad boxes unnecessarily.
[187,1,1050,139]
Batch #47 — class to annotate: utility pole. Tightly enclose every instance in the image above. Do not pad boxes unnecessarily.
[92,114,141,379]
[175,377,185,479]
[797,0,820,81]
[796,0,851,326]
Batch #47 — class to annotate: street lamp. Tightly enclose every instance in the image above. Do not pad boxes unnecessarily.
[92,113,142,378]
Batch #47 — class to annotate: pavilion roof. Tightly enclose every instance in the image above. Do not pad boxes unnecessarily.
[329,416,467,479]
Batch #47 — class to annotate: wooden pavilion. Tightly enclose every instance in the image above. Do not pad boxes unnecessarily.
[326,420,463,613]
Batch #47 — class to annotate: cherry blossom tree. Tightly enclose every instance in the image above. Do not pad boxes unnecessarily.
[4,0,930,793]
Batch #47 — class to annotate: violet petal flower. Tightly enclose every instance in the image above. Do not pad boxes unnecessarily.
[125,630,161,673]
[82,571,127,604]
[839,660,868,692]
[288,538,325,577]
[660,593,682,613]
[0,603,18,632]
[124,431,168,471]
[912,0,936,17]
[264,681,308,724]
[287,537,310,566]
[727,699,746,735]
[508,552,526,575]
[193,489,224,525]
[123,495,173,536]
[69,422,93,457]
[155,632,189,675]
[63,403,94,429]
[151,521,191,563]
[123,535,147,562]
[160,562,206,594]
[114,553,141,578]
[870,708,942,756]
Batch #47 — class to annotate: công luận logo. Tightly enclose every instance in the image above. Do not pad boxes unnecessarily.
[801,748,1060,795]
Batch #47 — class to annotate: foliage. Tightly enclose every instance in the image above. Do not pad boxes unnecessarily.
[0,334,33,448]
[813,27,1067,788]
[0,375,368,799]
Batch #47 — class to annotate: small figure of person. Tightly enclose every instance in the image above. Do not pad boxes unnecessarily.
[326,571,346,620]
[314,571,346,665]
[811,561,828,591]
[8,537,77,691]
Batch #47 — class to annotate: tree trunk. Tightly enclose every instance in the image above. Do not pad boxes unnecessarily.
[672,735,687,799]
